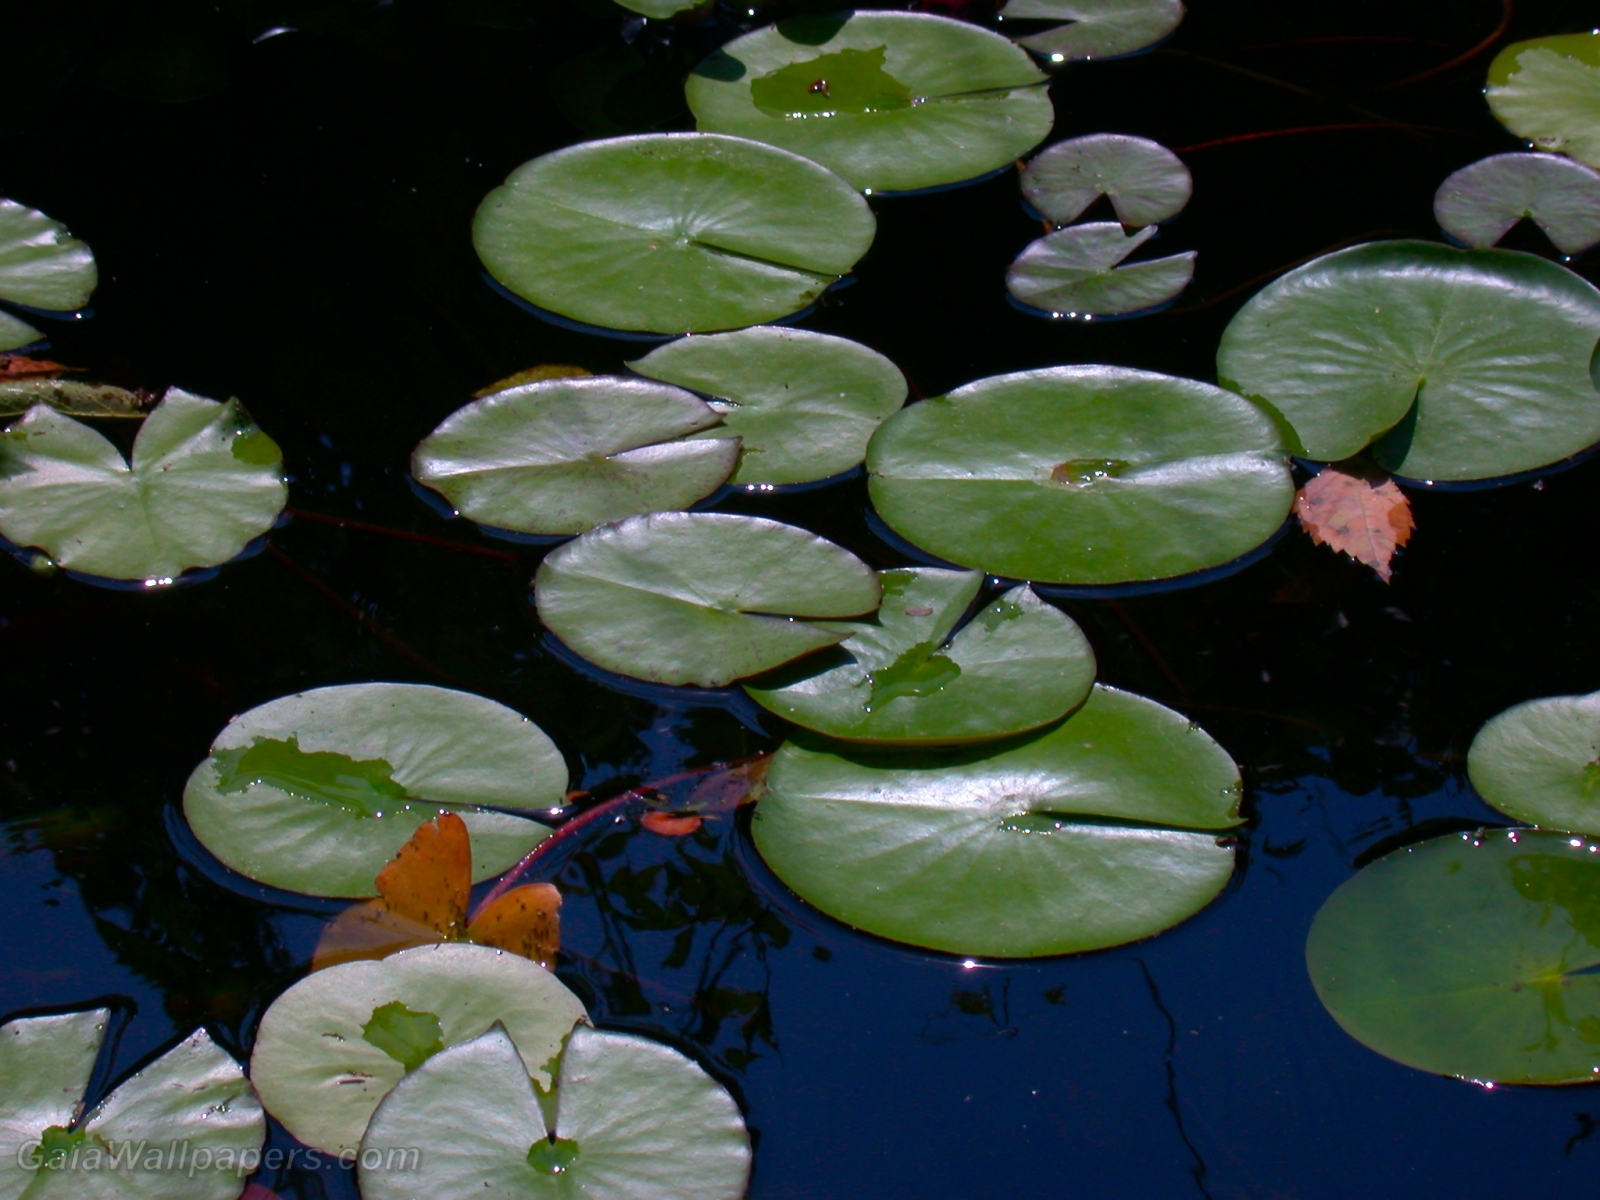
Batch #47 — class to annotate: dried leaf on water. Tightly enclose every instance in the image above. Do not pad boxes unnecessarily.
[0,355,76,378]
[1294,463,1414,582]
[641,811,704,836]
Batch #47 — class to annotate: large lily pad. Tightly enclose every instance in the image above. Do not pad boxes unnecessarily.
[183,683,563,898]
[866,366,1292,586]
[535,512,881,687]
[685,12,1052,194]
[360,1024,750,1200]
[412,376,739,536]
[0,389,286,583]
[1216,241,1600,481]
[745,568,1096,743]
[755,685,1239,956]
[1007,222,1194,317]
[1433,152,1600,256]
[472,133,874,335]
[1468,691,1600,836]
[249,943,587,1157]
[1306,829,1600,1084]
[1487,33,1600,171]
[627,326,906,485]
[999,0,1185,63]
[0,200,96,314]
[1022,133,1191,226]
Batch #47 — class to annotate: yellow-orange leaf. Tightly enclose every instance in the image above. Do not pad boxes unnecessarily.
[0,355,75,378]
[311,898,443,971]
[464,884,562,970]
[641,811,703,836]
[374,813,470,938]
[1295,464,1414,582]
[473,364,591,397]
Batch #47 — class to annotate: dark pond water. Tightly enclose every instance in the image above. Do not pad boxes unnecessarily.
[6,0,1600,1195]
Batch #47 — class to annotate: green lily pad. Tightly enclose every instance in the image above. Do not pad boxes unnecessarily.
[0,311,41,354]
[1217,241,1600,481]
[536,511,881,688]
[1007,222,1194,317]
[472,133,875,335]
[999,0,1185,63]
[0,381,151,420]
[1,1009,108,1200]
[627,326,906,485]
[359,1024,750,1200]
[412,376,739,536]
[685,12,1053,194]
[0,199,97,314]
[1022,133,1191,226]
[1487,32,1600,170]
[1468,690,1600,835]
[0,389,287,583]
[1306,828,1600,1084]
[614,0,701,18]
[745,568,1096,743]
[182,683,563,898]
[249,942,587,1157]
[753,684,1240,957]
[866,365,1293,586]
[1434,152,1600,256]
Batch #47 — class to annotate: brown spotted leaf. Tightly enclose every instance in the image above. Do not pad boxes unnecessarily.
[0,355,75,378]
[374,812,471,938]
[0,379,153,418]
[311,898,445,971]
[1295,464,1414,582]
[464,883,562,970]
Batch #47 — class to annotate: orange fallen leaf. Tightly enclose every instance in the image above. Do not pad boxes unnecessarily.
[466,883,562,968]
[0,355,77,378]
[1295,463,1414,582]
[374,811,470,938]
[473,364,591,397]
[641,811,704,836]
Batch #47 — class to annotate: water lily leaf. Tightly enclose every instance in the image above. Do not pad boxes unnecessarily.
[613,0,702,20]
[472,133,875,335]
[1434,152,1600,256]
[1216,241,1600,481]
[753,684,1241,957]
[745,567,1096,743]
[1468,691,1600,836]
[412,376,739,536]
[1306,829,1600,1084]
[0,1009,108,1200]
[686,12,1053,194]
[0,381,150,419]
[535,512,881,687]
[0,312,41,354]
[1007,222,1194,316]
[866,365,1293,586]
[1022,133,1192,226]
[249,942,587,1157]
[1000,0,1185,63]
[0,199,96,313]
[0,388,286,582]
[1294,464,1414,583]
[358,1024,750,1200]
[1487,33,1600,170]
[627,326,906,485]
[183,683,564,898]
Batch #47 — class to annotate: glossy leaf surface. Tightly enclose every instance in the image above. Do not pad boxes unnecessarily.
[0,312,41,354]
[1469,691,1600,836]
[1487,33,1600,170]
[1022,133,1191,226]
[0,199,96,313]
[1434,152,1600,255]
[1007,222,1194,316]
[0,1010,108,1200]
[1000,0,1184,62]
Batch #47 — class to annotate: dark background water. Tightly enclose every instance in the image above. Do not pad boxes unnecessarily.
[5,0,1600,1195]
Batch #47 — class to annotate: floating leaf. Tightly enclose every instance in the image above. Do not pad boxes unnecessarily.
[359,1024,750,1200]
[535,512,881,687]
[1434,152,1600,256]
[183,683,564,898]
[745,568,1096,743]
[1487,32,1600,170]
[1294,464,1414,583]
[0,388,286,582]
[753,685,1241,956]
[686,12,1053,194]
[466,883,562,967]
[641,811,704,835]
[1021,133,1191,227]
[612,0,702,18]
[0,1008,108,1196]
[1468,691,1600,836]
[866,365,1293,586]
[0,199,97,313]
[1217,241,1600,481]
[628,326,906,485]
[1007,222,1194,316]
[0,379,151,419]
[1306,829,1600,1084]
[0,312,41,354]
[999,0,1184,63]
[474,364,591,397]
[0,356,73,379]
[412,376,739,536]
[249,942,586,1156]
[472,132,875,335]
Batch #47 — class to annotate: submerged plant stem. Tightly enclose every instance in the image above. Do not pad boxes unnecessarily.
[1369,0,1514,92]
[286,508,520,562]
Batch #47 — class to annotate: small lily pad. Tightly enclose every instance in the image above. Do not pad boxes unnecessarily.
[1306,829,1600,1084]
[686,12,1053,194]
[1487,32,1600,170]
[183,683,564,898]
[249,942,587,1157]
[745,568,1096,743]
[866,365,1293,586]
[999,0,1185,63]
[1468,691,1600,836]
[753,684,1241,957]
[613,0,701,18]
[1022,133,1192,226]
[359,1024,750,1200]
[627,326,907,485]
[1434,152,1600,256]
[472,133,875,335]
[0,199,97,314]
[1007,222,1194,316]
[0,311,41,354]
[535,511,881,687]
[412,376,739,536]
[0,388,286,583]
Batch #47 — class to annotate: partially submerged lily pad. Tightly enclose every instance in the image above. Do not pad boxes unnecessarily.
[1306,829,1600,1084]
[866,366,1293,586]
[249,942,587,1157]
[183,683,564,898]
[0,199,97,314]
[613,0,701,18]
[1468,691,1600,836]
[536,512,881,688]
[0,388,286,583]
[745,568,1096,743]
[1486,32,1600,171]
[1216,241,1600,481]
[0,311,41,354]
[999,0,1185,63]
[1022,133,1192,226]
[1434,152,1600,256]
[359,1024,750,1200]
[753,684,1241,956]
[1007,222,1194,316]
[627,326,906,485]
[472,133,874,335]
[686,12,1053,194]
